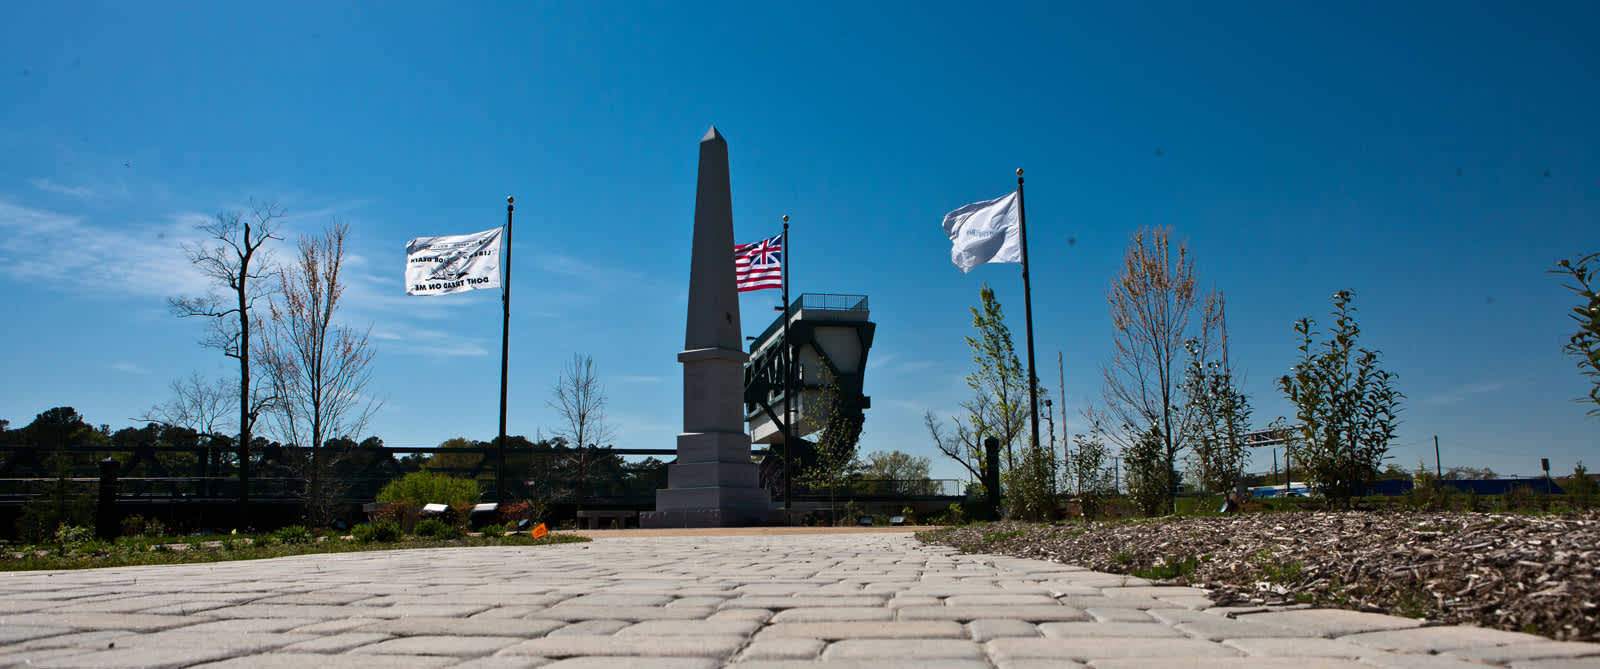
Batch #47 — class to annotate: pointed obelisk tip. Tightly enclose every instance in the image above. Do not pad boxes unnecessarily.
[701,126,725,144]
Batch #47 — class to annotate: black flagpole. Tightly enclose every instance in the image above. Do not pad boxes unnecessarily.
[781,215,793,523]
[1017,169,1042,462]
[497,196,514,505]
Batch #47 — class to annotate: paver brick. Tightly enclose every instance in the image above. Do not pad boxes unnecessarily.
[966,618,1039,641]
[733,662,989,669]
[192,652,456,668]
[1222,637,1376,657]
[496,635,746,658]
[1173,614,1313,640]
[0,625,71,644]
[736,637,826,661]
[1341,625,1551,652]
[1038,621,1184,638]
[0,612,194,632]
[823,638,984,660]
[942,594,1058,607]
[1089,659,1370,668]
[721,596,886,609]
[27,645,244,668]
[526,606,715,621]
[358,616,565,637]
[758,621,966,640]
[546,620,632,636]
[277,632,394,653]
[1085,607,1155,623]
[349,634,524,656]
[451,657,556,669]
[897,605,1087,622]
[1238,608,1423,637]
[768,607,894,622]
[617,620,762,636]
[1444,641,1600,663]
[986,636,1240,661]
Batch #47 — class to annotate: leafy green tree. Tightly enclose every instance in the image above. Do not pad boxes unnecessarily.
[377,470,480,508]
[1443,466,1497,480]
[806,360,864,523]
[1278,290,1403,502]
[961,284,1035,473]
[860,450,935,496]
[1181,296,1252,497]
[426,437,487,475]
[1551,252,1600,416]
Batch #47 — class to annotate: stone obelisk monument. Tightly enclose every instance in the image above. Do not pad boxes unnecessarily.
[642,127,779,528]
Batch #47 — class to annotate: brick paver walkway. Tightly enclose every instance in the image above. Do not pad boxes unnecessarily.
[3,531,1598,667]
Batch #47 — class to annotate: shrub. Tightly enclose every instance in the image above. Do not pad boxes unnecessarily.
[119,514,166,538]
[1006,443,1057,521]
[272,525,314,545]
[412,518,463,540]
[478,523,506,537]
[54,524,92,546]
[376,471,480,509]
[1569,462,1598,508]
[352,520,402,543]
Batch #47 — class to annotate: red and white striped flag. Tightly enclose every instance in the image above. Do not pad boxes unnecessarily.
[734,233,783,292]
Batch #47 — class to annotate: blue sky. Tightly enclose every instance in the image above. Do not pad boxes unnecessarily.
[2,2,1596,482]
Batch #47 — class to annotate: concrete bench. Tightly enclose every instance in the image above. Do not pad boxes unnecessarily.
[576,509,638,529]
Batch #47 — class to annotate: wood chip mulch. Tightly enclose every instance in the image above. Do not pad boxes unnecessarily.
[918,510,1600,641]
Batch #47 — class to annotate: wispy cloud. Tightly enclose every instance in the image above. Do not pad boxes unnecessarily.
[0,201,214,298]
[28,178,95,199]
[368,322,489,357]
[1422,380,1510,406]
[888,399,927,413]
[111,362,148,374]
[617,375,662,383]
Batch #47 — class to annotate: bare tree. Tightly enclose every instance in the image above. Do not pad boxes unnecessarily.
[1096,227,1212,514]
[170,203,282,526]
[139,374,236,437]
[549,354,614,511]
[925,410,983,483]
[257,223,379,524]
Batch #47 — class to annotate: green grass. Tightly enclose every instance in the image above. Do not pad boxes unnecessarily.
[0,531,588,572]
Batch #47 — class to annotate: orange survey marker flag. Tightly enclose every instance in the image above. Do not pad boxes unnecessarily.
[530,523,548,539]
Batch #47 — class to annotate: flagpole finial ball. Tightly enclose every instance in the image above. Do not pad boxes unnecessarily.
[507,196,514,204]
[1016,168,1024,176]
[782,215,789,222]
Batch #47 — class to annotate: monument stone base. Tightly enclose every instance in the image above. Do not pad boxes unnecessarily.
[639,507,785,528]
[641,429,781,528]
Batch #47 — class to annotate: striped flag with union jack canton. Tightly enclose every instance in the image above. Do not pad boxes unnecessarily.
[734,233,784,292]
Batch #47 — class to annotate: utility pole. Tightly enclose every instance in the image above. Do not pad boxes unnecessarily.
[1440,435,1452,480]
[1057,351,1067,475]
